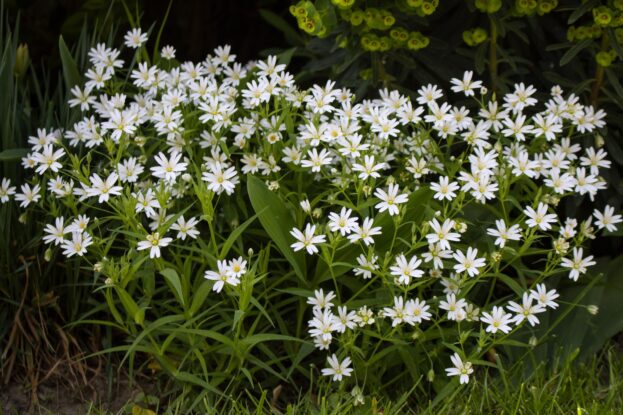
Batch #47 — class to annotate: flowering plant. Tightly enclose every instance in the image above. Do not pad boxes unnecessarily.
[3,27,620,398]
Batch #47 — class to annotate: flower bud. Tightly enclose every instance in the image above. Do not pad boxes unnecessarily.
[14,43,30,79]
[44,247,53,262]
[587,305,599,315]
[529,336,538,347]
[427,368,435,382]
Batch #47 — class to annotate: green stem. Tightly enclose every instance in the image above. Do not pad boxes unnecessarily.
[590,35,609,107]
[489,16,498,93]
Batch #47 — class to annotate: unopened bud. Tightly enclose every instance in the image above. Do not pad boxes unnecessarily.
[529,336,538,347]
[427,368,435,382]
[14,43,30,79]
[44,247,53,262]
[587,305,599,315]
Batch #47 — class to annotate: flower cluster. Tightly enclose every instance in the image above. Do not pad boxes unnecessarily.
[4,28,620,389]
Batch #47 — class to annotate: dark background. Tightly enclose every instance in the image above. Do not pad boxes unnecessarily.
[7,0,290,65]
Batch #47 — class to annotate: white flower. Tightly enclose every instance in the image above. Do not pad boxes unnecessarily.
[374,183,408,216]
[486,220,522,248]
[407,298,432,323]
[347,217,382,246]
[453,247,486,277]
[422,243,452,269]
[43,217,66,246]
[593,205,622,232]
[445,353,473,384]
[86,172,122,203]
[431,176,459,201]
[118,157,144,183]
[390,254,424,285]
[480,306,513,334]
[15,183,41,208]
[308,308,338,343]
[228,256,247,278]
[170,216,200,240]
[124,28,148,49]
[204,260,239,293]
[327,207,358,236]
[560,247,595,281]
[321,354,353,382]
[33,144,65,175]
[0,178,16,203]
[530,283,559,309]
[68,85,95,111]
[161,45,176,59]
[290,223,326,255]
[439,293,467,321]
[333,306,357,333]
[507,293,545,327]
[61,232,93,257]
[426,218,460,251]
[450,71,482,97]
[66,215,90,234]
[301,148,333,173]
[352,155,387,180]
[383,296,415,326]
[306,288,336,310]
[524,203,557,231]
[137,232,173,258]
[353,254,379,279]
[134,189,160,218]
[151,151,187,183]
[202,164,239,195]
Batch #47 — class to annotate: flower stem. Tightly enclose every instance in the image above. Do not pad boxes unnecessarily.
[590,35,609,107]
[489,16,498,93]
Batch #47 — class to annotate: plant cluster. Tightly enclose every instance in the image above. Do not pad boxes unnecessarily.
[1,25,621,406]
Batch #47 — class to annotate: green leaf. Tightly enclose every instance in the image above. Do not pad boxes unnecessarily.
[115,286,142,325]
[189,280,213,316]
[219,211,260,258]
[160,268,186,308]
[59,36,81,89]
[241,333,305,349]
[559,39,593,67]
[247,175,306,280]
[277,47,297,67]
[0,148,28,161]
[259,9,304,46]
[567,0,599,24]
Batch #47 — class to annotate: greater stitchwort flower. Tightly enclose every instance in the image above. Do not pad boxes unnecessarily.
[6,32,619,391]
